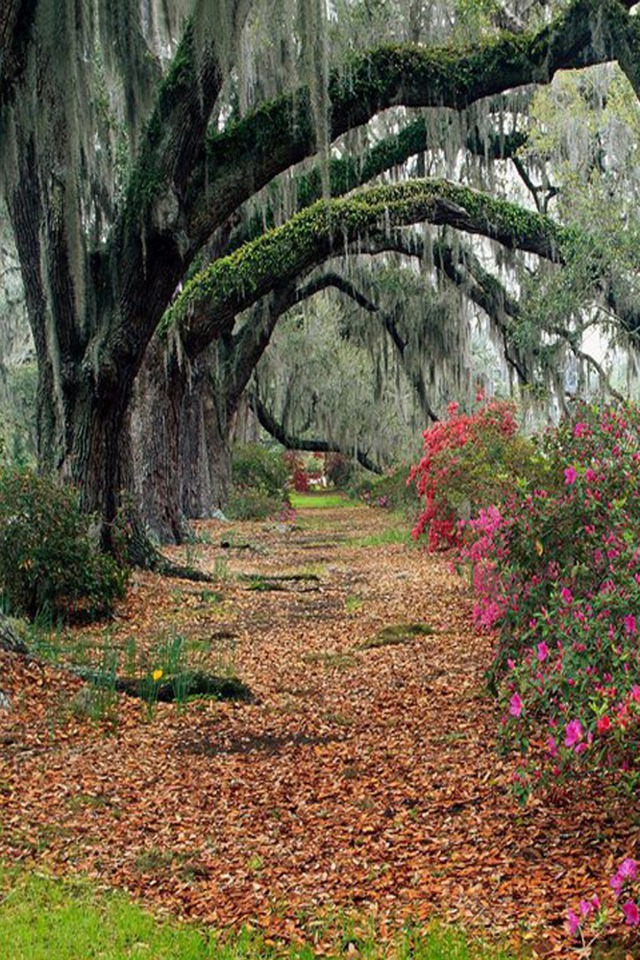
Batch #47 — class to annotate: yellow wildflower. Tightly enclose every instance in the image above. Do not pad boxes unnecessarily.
[152,669,163,682]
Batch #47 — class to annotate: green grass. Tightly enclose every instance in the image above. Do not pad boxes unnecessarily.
[0,864,521,959]
[350,525,413,547]
[290,492,356,509]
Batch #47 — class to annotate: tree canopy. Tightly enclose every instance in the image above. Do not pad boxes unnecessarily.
[2,0,640,541]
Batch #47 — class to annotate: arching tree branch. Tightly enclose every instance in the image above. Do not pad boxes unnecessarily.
[190,0,639,245]
[250,393,382,474]
[172,178,571,359]
[296,271,440,422]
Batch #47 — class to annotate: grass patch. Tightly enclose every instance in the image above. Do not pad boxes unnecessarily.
[350,525,412,548]
[360,622,435,649]
[290,492,356,509]
[344,595,363,614]
[302,650,359,670]
[240,572,321,592]
[0,864,522,959]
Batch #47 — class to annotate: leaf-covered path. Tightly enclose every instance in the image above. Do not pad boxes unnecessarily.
[0,501,637,954]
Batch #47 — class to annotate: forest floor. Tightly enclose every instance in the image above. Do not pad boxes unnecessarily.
[0,496,638,958]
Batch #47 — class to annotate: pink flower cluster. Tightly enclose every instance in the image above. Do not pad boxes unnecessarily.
[568,858,639,939]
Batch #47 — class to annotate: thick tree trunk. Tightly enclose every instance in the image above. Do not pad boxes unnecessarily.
[131,338,190,544]
[180,352,232,519]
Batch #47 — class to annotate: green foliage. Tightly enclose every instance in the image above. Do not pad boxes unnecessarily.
[325,453,357,489]
[0,468,127,620]
[231,442,289,495]
[0,362,37,467]
[349,464,422,516]
[227,443,289,520]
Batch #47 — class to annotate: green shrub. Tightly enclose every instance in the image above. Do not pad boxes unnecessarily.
[324,453,356,489]
[231,443,288,498]
[0,468,127,620]
[226,486,284,521]
[348,464,422,515]
[227,443,289,520]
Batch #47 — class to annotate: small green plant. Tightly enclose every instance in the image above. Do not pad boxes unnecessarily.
[211,556,229,581]
[344,595,363,614]
[70,645,120,724]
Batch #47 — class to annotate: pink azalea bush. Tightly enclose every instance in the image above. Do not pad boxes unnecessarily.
[413,402,640,795]
[408,398,542,550]
[414,401,640,935]
[460,403,640,798]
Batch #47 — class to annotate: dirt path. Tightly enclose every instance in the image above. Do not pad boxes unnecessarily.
[0,502,637,954]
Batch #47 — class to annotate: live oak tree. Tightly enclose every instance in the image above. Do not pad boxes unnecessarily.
[2,0,640,550]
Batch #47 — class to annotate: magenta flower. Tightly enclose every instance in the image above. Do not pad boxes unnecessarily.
[619,858,638,880]
[509,693,523,718]
[537,641,548,661]
[625,614,636,635]
[574,422,586,438]
[567,909,581,936]
[564,718,583,748]
[564,466,577,485]
[611,873,624,898]
[561,587,573,605]
[622,900,640,926]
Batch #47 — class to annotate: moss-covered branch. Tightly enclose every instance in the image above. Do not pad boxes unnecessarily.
[230,118,528,252]
[186,0,637,242]
[170,178,572,358]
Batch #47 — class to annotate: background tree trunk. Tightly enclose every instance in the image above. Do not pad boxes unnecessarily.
[131,338,191,544]
[180,352,233,519]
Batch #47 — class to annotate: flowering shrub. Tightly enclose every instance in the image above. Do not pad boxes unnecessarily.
[409,398,542,550]
[459,402,640,794]
[283,452,310,492]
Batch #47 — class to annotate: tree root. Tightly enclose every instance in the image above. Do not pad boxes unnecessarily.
[0,613,28,655]
[123,516,213,582]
